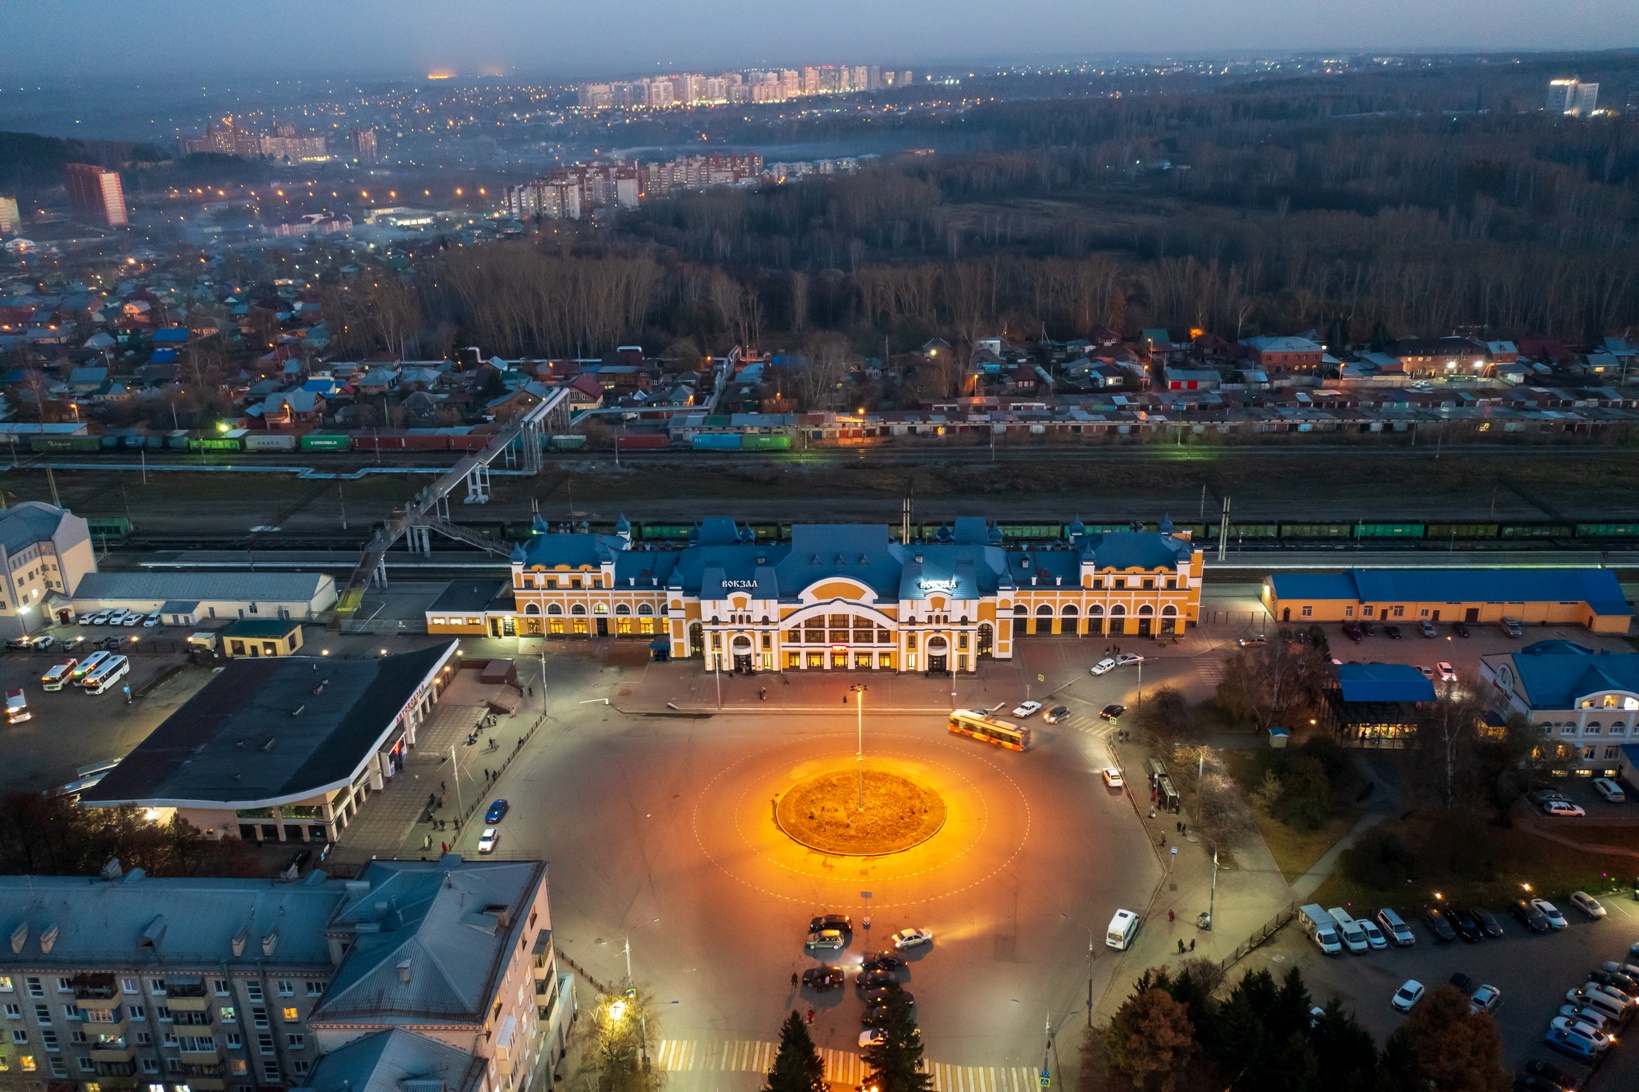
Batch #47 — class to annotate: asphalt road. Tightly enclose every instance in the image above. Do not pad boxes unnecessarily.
[453,697,1162,1081]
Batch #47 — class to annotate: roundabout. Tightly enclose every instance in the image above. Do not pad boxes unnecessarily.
[690,731,1033,907]
[774,766,947,855]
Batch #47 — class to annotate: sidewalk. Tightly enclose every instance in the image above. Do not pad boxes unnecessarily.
[1091,735,1297,1018]
[328,680,546,866]
[614,657,1032,714]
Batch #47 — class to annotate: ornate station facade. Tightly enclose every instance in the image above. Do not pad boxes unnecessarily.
[429,516,1204,673]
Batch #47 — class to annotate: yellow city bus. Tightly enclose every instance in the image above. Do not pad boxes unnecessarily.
[948,709,1031,751]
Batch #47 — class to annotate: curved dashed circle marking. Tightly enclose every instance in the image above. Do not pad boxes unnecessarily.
[689,730,1033,908]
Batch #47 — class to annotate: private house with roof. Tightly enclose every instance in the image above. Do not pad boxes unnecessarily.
[80,643,460,844]
[1480,642,1639,776]
[429,517,1203,673]
[1264,569,1632,634]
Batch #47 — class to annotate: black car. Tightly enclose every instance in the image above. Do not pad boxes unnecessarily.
[1452,621,1470,638]
[1515,1076,1567,1092]
[1043,705,1070,724]
[1521,1060,1579,1092]
[1589,969,1638,997]
[1099,704,1126,722]
[856,969,900,990]
[860,951,906,973]
[1472,907,1504,937]
[863,995,915,1024]
[1359,621,1378,636]
[801,966,845,991]
[1447,908,1484,942]
[808,914,852,937]
[1341,622,1363,642]
[1384,625,1404,639]
[283,847,313,874]
[1422,907,1457,942]
[859,985,905,1006]
[1449,972,1474,995]
[1509,898,1550,932]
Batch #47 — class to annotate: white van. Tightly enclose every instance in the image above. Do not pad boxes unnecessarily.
[1328,908,1369,954]
[1299,903,1343,955]
[1594,778,1626,803]
[1106,909,1140,951]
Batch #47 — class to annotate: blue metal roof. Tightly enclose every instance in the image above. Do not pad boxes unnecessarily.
[1509,648,1639,710]
[1272,568,1630,618]
[1335,662,1436,703]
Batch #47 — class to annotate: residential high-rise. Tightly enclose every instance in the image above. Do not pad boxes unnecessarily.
[63,163,128,228]
[0,195,19,235]
[868,65,883,91]
[1548,78,1599,116]
[347,128,378,163]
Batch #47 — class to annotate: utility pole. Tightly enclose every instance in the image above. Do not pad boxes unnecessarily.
[449,743,463,821]
[1217,495,1230,562]
[851,684,868,810]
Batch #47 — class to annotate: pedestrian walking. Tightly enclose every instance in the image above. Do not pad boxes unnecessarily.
[441,841,448,854]
[1148,806,1156,820]
[440,780,446,792]
[1190,939,1196,952]
[806,1008,815,1025]
[528,686,534,697]
[1160,833,1167,847]
[1168,909,1175,923]
[1176,939,1185,954]
[422,835,431,850]
[791,972,799,989]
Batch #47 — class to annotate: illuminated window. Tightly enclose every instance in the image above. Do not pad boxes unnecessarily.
[281,1007,298,1022]
[19,1055,34,1072]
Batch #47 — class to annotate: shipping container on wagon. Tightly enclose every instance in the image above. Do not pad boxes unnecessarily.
[549,435,588,451]
[244,432,298,452]
[28,435,102,453]
[188,436,242,452]
[613,433,670,451]
[740,434,792,451]
[400,430,453,451]
[299,432,350,451]
[446,430,491,452]
[165,429,192,449]
[351,431,410,451]
[691,433,743,451]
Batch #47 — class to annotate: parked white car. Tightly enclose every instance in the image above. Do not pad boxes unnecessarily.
[1391,980,1424,1013]
[1594,777,1626,803]
[1113,653,1145,667]
[1570,891,1607,919]
[1011,701,1043,718]
[1089,658,1117,675]
[1531,898,1568,929]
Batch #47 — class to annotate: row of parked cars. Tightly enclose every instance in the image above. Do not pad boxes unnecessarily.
[1539,942,1639,1064]
[1531,783,1626,820]
[799,915,932,1046]
[1339,617,1521,641]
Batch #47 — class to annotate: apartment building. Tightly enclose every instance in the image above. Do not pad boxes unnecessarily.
[306,858,573,1092]
[0,868,344,1092]
[0,857,575,1092]
[0,502,96,637]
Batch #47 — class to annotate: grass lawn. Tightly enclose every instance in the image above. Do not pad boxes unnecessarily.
[1307,813,1639,914]
[1254,809,1361,885]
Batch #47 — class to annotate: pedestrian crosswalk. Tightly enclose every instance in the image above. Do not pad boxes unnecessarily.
[653,1040,1038,1092]
[1195,658,1226,684]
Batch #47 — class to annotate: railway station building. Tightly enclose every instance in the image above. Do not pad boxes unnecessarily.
[1264,568,1632,634]
[431,516,1204,673]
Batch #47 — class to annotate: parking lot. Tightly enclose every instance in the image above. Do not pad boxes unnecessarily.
[1238,890,1639,1088]
[0,641,207,794]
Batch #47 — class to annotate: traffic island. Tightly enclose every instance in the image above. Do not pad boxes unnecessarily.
[775,766,947,855]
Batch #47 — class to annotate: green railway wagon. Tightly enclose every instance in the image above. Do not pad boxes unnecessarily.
[28,435,102,453]
[86,517,132,541]
[1577,523,1639,538]
[300,433,350,451]
[740,434,792,451]
[1353,523,1426,538]
[1426,522,1500,539]
[998,523,1063,541]
[638,522,694,540]
[1210,523,1280,540]
[1280,522,1352,539]
[188,437,242,452]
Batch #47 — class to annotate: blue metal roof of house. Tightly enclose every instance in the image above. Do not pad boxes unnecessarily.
[1335,662,1436,703]
[152,327,188,343]
[1509,648,1639,710]
[1272,568,1630,618]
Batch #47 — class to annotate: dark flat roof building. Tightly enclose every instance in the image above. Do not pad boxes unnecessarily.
[83,641,458,844]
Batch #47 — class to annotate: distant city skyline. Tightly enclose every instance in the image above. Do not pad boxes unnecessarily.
[4,0,1637,83]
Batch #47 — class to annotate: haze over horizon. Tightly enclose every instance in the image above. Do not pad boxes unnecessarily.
[6,0,1638,84]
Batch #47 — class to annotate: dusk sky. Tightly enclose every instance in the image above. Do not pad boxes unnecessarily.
[7,0,1638,82]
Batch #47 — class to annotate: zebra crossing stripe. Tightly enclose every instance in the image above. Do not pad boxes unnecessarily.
[657,1041,1034,1090]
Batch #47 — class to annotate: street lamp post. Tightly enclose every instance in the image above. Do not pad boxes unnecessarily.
[1136,657,1144,708]
[448,743,463,823]
[1060,913,1095,1028]
[851,684,868,811]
